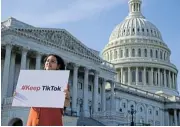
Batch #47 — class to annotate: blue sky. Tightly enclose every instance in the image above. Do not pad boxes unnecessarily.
[2,0,180,92]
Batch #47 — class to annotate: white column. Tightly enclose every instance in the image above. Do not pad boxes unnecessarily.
[20,48,28,69]
[174,109,178,126]
[8,52,16,97]
[93,71,99,113]
[123,69,126,84]
[172,73,175,89]
[117,71,120,82]
[136,67,138,85]
[151,68,154,85]
[161,109,164,126]
[160,72,162,87]
[123,48,126,58]
[145,104,148,124]
[158,68,160,86]
[101,79,106,111]
[165,110,169,126]
[128,67,131,85]
[129,48,132,57]
[72,64,79,114]
[153,107,155,126]
[164,70,167,87]
[168,71,171,88]
[36,52,42,70]
[121,68,123,83]
[111,81,115,111]
[135,48,138,57]
[178,111,180,126]
[175,74,177,90]
[154,71,157,85]
[143,67,146,85]
[83,67,89,117]
[26,58,30,69]
[2,44,12,101]
[176,74,178,89]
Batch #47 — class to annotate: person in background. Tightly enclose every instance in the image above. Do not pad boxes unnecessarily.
[26,54,70,126]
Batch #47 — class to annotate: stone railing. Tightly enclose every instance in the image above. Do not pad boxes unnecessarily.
[3,97,14,105]
[114,82,165,101]
[175,96,180,101]
[111,58,176,69]
[101,60,116,72]
[164,95,180,102]
[101,60,114,68]
[92,111,127,126]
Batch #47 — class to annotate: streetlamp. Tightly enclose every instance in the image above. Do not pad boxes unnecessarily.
[128,105,136,126]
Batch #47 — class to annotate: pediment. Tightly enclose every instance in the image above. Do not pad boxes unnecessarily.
[16,28,102,62]
[1,20,103,63]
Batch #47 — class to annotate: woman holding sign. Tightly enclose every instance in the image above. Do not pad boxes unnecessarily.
[26,54,70,126]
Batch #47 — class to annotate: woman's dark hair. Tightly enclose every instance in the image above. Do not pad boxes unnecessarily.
[44,54,65,70]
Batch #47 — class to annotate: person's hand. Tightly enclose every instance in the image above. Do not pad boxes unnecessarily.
[13,91,17,97]
[63,88,69,99]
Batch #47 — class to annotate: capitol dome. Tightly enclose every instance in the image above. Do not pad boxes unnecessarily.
[109,0,162,43]
[109,17,163,42]
[102,0,178,96]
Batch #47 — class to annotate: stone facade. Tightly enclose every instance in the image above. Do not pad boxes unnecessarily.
[1,0,180,126]
[1,17,116,126]
[101,0,180,126]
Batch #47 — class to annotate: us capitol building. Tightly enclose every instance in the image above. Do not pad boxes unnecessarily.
[1,0,180,126]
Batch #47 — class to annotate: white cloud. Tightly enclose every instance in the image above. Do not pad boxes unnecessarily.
[2,0,127,26]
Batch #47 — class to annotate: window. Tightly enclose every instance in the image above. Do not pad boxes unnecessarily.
[98,87,100,94]
[126,49,129,57]
[164,52,166,60]
[110,51,112,60]
[156,50,158,58]
[149,109,152,114]
[114,50,117,59]
[157,73,159,84]
[162,73,164,85]
[132,70,136,82]
[78,82,83,89]
[138,49,141,57]
[98,108,101,111]
[88,85,92,91]
[139,70,142,82]
[123,103,126,108]
[156,111,158,116]
[146,71,149,84]
[125,71,128,83]
[119,108,122,112]
[140,107,143,112]
[142,28,144,32]
[160,51,162,59]
[153,71,156,84]
[150,49,153,58]
[144,49,147,57]
[132,49,135,57]
[154,31,156,36]
[120,50,123,58]
[107,52,109,60]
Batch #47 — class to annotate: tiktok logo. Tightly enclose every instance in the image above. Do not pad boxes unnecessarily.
[42,86,61,91]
